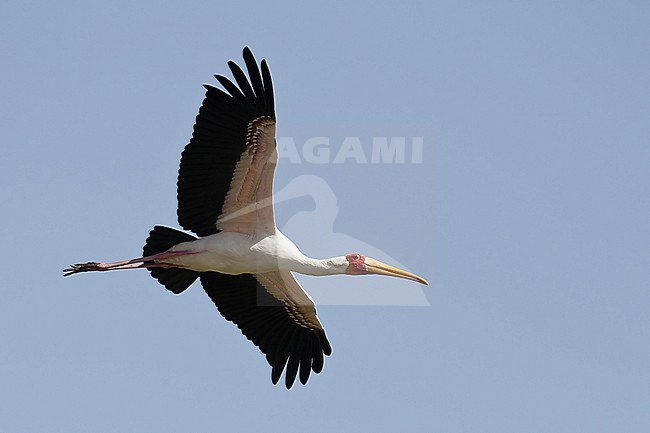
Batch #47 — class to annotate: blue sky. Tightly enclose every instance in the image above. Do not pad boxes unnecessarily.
[1,1,649,432]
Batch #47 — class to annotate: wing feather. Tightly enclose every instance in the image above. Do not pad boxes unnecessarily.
[261,60,274,114]
[214,74,246,101]
[228,61,257,100]
[243,47,266,103]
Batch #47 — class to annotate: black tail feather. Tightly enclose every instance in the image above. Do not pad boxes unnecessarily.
[143,225,200,294]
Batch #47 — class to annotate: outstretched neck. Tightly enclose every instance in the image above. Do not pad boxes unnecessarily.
[289,256,348,277]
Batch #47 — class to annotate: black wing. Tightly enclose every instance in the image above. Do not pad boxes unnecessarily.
[177,47,276,237]
[200,272,332,389]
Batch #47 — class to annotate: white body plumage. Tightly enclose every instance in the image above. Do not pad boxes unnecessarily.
[164,230,349,276]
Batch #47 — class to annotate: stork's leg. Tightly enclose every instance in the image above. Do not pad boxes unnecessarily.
[63,250,193,276]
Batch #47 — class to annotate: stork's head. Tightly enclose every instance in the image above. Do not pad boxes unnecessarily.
[344,253,428,285]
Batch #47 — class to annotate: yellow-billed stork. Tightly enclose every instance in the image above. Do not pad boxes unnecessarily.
[64,47,428,389]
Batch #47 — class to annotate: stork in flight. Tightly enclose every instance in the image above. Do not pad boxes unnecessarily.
[64,47,428,389]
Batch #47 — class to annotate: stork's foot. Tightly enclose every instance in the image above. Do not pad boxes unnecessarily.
[63,262,103,276]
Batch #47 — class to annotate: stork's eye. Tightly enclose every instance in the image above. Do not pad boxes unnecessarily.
[351,254,360,261]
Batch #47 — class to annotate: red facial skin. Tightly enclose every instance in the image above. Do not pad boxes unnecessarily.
[345,253,367,274]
